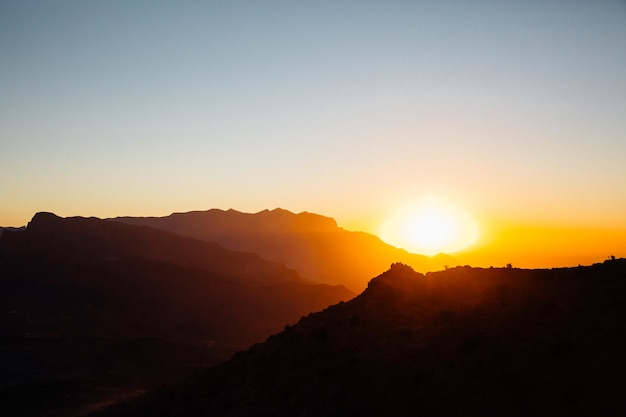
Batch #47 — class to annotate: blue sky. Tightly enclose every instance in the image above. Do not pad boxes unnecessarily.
[1,1,625,234]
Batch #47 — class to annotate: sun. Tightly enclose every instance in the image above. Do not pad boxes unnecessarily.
[380,197,479,256]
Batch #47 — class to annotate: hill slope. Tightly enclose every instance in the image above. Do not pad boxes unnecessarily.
[112,208,454,291]
[0,213,353,417]
[97,260,625,417]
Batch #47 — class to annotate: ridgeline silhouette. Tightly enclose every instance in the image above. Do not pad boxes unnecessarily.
[0,213,353,417]
[96,261,625,417]
[112,208,455,291]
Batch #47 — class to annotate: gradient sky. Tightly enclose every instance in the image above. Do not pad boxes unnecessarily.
[1,1,625,264]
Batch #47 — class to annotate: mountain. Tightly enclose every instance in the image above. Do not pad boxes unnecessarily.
[0,213,353,417]
[0,225,25,238]
[112,208,455,291]
[96,260,625,417]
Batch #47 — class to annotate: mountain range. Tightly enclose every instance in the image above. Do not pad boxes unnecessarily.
[0,212,353,417]
[3,209,622,416]
[112,208,455,291]
[94,260,625,416]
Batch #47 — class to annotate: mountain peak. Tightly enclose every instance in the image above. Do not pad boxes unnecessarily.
[357,263,430,308]
[27,212,62,229]
[366,262,424,291]
[31,211,60,221]
[269,207,291,214]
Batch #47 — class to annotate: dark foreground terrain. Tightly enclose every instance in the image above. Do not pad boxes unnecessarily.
[97,260,625,417]
[0,213,352,417]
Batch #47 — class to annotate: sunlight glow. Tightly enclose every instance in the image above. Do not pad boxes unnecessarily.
[380,197,479,256]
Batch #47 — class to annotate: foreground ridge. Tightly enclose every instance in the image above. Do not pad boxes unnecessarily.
[97,259,626,417]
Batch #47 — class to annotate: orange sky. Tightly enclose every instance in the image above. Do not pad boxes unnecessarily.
[452,222,626,269]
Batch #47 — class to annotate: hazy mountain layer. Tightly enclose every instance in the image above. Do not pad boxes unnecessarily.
[0,213,353,417]
[97,260,625,417]
[113,208,454,291]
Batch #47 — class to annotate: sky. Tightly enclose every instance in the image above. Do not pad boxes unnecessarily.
[1,1,625,266]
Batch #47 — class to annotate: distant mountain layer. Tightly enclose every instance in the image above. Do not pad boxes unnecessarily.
[113,208,454,291]
[0,213,353,417]
[97,260,626,417]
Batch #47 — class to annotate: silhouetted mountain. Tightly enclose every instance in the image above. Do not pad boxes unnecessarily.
[113,208,455,291]
[0,225,25,239]
[0,213,353,417]
[97,260,625,417]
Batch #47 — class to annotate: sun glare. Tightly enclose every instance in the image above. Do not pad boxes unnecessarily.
[380,198,479,256]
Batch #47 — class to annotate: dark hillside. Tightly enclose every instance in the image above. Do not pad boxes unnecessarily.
[0,213,353,417]
[97,260,625,417]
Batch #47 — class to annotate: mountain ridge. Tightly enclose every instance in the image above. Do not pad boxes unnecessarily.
[95,259,625,416]
[8,211,304,285]
[111,208,456,291]
[0,212,354,417]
